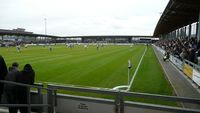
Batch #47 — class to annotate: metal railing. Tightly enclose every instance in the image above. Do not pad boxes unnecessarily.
[1,80,199,113]
[48,84,200,113]
[155,45,200,72]
[155,45,200,87]
[0,80,55,113]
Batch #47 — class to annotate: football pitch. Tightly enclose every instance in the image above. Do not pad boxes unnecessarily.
[0,44,173,96]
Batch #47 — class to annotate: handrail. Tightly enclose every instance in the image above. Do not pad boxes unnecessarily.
[48,84,117,95]
[0,80,52,90]
[124,101,200,113]
[48,84,200,113]
[57,93,115,105]
[0,104,50,107]
[0,80,55,113]
[122,91,200,104]
[48,84,200,104]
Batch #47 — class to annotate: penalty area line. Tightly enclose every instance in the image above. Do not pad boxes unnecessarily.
[126,46,147,92]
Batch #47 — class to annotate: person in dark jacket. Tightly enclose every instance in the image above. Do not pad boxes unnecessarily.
[16,64,35,113]
[4,62,21,113]
[0,55,8,102]
[163,51,170,61]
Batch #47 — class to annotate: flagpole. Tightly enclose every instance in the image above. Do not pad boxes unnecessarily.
[128,60,132,86]
[44,18,47,45]
[128,68,130,85]
[44,18,47,35]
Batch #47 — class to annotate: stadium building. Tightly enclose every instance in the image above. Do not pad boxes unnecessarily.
[0,0,200,113]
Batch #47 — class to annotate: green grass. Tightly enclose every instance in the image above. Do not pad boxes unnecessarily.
[128,46,176,106]
[0,44,176,106]
[1,44,144,88]
[131,47,173,95]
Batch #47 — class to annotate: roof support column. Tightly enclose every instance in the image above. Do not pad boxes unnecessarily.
[189,24,192,39]
[184,26,187,38]
[197,9,200,41]
[175,30,177,38]
[180,28,182,38]
[181,27,184,38]
[177,29,178,38]
[174,30,176,39]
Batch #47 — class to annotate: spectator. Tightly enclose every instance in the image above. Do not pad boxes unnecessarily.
[163,51,170,61]
[4,62,21,113]
[155,37,200,64]
[16,64,35,113]
[180,48,188,61]
[0,55,8,102]
[195,48,200,64]
[188,48,195,63]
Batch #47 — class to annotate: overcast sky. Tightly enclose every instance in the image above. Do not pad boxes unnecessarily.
[0,0,169,36]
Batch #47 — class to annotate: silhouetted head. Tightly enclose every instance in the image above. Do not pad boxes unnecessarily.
[12,62,19,68]
[23,64,33,71]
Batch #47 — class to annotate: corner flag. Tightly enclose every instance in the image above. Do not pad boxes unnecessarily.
[128,60,132,69]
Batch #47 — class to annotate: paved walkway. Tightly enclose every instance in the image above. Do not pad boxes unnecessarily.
[153,46,200,109]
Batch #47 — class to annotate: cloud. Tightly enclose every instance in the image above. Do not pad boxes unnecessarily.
[0,0,169,36]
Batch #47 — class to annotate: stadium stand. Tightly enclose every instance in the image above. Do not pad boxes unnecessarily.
[155,37,200,64]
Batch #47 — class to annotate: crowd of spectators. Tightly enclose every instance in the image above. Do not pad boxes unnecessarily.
[155,37,200,64]
[0,55,35,113]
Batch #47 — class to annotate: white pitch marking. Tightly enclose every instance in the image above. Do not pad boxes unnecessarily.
[126,46,147,91]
